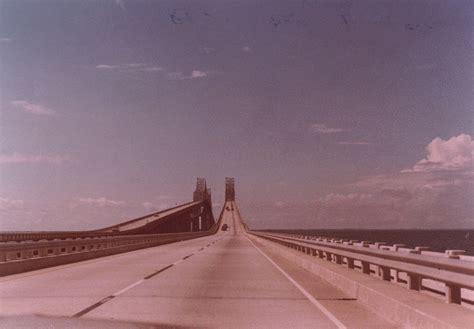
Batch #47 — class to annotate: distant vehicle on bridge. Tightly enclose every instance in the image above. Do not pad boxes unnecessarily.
[226,206,230,211]
[221,224,228,231]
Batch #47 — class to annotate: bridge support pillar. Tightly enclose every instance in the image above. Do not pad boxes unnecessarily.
[445,284,461,304]
[325,252,333,262]
[346,258,354,269]
[334,254,342,264]
[0,251,6,262]
[380,266,391,281]
[407,273,421,291]
[317,250,324,258]
[361,261,370,274]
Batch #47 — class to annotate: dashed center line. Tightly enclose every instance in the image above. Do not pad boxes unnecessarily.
[72,237,222,318]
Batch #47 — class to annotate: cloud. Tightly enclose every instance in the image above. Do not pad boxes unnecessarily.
[78,197,124,207]
[142,201,171,211]
[0,153,69,165]
[337,141,371,145]
[0,38,11,43]
[310,123,344,134]
[191,70,207,78]
[142,66,164,72]
[96,64,117,69]
[127,63,146,68]
[142,201,156,211]
[11,100,55,115]
[115,0,126,11]
[202,47,214,54]
[167,72,184,79]
[0,197,24,210]
[96,63,166,74]
[402,134,473,173]
[242,46,251,52]
[422,179,463,189]
[319,193,374,206]
[168,70,209,80]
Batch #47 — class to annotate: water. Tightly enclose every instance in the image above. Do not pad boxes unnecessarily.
[265,229,474,256]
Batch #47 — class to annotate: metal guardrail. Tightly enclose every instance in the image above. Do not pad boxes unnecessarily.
[250,231,474,305]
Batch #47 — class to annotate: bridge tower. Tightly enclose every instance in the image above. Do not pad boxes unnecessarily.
[193,177,211,202]
[225,177,235,201]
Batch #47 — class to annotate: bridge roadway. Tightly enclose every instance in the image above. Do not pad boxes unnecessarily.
[0,202,395,328]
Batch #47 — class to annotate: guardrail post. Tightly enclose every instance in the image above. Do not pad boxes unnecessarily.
[415,246,430,253]
[446,250,466,259]
[361,261,370,274]
[407,273,421,291]
[380,266,391,281]
[392,244,406,282]
[445,284,461,304]
[325,252,333,262]
[346,257,354,269]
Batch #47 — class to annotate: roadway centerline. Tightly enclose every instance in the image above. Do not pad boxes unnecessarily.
[72,237,222,318]
[246,235,347,329]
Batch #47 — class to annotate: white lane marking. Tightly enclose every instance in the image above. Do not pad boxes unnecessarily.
[113,279,145,297]
[246,236,347,329]
[173,259,184,265]
[112,238,219,296]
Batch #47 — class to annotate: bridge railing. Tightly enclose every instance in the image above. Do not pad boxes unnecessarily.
[0,231,211,276]
[250,231,474,305]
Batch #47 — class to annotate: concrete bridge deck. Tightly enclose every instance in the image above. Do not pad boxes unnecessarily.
[0,201,396,328]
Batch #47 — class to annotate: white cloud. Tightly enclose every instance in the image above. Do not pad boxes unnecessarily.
[142,201,156,211]
[167,72,184,79]
[422,179,463,189]
[0,153,69,165]
[127,63,146,68]
[115,0,126,11]
[0,38,11,43]
[337,141,371,145]
[402,134,474,173]
[319,193,374,206]
[310,123,344,134]
[242,46,251,52]
[96,64,117,69]
[11,100,55,115]
[96,63,166,74]
[0,197,24,210]
[142,201,171,211]
[191,70,207,78]
[202,47,214,54]
[142,66,164,72]
[168,70,208,80]
[78,197,124,207]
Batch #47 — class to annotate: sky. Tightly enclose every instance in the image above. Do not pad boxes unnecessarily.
[0,0,473,231]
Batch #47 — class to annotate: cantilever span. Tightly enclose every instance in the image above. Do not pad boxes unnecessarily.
[0,178,216,243]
